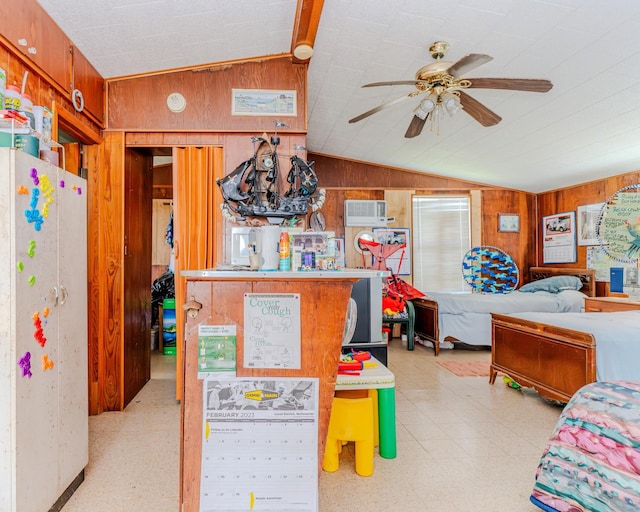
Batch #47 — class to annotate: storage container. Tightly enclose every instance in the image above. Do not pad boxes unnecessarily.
[162,298,177,355]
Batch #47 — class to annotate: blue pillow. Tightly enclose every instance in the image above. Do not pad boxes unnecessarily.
[519,275,583,293]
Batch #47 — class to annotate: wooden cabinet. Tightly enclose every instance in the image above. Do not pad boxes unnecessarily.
[0,0,72,90]
[0,149,88,511]
[584,297,640,312]
[70,45,105,124]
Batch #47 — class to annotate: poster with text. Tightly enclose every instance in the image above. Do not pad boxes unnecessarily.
[243,293,301,369]
[196,325,236,379]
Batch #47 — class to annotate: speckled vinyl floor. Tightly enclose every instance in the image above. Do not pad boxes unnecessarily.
[61,340,561,512]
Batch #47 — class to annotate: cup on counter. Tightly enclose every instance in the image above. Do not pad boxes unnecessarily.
[248,247,261,270]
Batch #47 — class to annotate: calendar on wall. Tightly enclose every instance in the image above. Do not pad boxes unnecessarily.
[200,377,319,512]
[542,211,577,264]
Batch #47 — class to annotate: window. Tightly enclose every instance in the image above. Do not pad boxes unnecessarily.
[412,195,471,292]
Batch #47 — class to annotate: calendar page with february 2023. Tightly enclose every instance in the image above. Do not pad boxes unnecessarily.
[200,377,319,512]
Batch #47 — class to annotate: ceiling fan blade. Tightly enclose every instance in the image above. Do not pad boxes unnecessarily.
[467,78,553,92]
[362,80,426,88]
[404,114,428,138]
[458,90,501,127]
[348,93,413,123]
[446,53,493,77]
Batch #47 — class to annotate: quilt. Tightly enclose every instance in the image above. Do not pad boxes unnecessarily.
[531,380,640,512]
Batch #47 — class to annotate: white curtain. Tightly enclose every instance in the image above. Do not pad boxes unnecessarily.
[412,195,471,292]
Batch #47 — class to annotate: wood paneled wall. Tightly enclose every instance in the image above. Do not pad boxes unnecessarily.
[537,170,640,295]
[107,56,306,132]
[310,153,538,282]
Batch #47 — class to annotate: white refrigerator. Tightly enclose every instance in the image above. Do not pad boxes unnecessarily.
[0,148,88,511]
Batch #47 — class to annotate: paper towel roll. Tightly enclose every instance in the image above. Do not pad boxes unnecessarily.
[260,226,281,271]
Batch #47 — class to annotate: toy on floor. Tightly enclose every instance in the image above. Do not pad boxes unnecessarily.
[503,375,521,389]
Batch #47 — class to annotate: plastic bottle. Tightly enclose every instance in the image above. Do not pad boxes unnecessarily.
[20,93,34,129]
[4,85,21,112]
[0,68,5,109]
[279,231,291,271]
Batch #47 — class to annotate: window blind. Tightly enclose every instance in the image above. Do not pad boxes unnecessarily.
[412,195,471,292]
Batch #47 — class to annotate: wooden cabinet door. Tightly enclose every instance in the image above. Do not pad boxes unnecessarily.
[71,45,105,125]
[0,0,72,90]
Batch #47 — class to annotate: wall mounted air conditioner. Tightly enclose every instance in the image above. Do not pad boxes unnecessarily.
[344,200,388,227]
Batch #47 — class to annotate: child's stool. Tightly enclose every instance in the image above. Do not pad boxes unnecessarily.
[334,389,378,446]
[322,396,374,476]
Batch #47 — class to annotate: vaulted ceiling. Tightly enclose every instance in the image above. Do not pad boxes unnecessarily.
[36,0,640,193]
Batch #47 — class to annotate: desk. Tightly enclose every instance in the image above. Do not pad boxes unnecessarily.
[335,357,396,459]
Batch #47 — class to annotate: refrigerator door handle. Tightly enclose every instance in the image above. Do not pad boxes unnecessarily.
[60,284,68,306]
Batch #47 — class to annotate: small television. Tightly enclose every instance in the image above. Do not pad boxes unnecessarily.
[348,276,383,343]
[230,227,251,266]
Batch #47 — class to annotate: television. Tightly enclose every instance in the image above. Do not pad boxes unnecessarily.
[348,276,383,343]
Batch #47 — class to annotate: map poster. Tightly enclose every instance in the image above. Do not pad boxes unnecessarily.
[243,293,301,369]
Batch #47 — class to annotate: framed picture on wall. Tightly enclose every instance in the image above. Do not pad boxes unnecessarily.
[372,227,411,275]
[231,89,297,116]
[577,203,604,246]
[498,213,520,233]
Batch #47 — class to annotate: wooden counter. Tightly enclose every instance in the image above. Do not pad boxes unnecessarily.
[179,269,385,512]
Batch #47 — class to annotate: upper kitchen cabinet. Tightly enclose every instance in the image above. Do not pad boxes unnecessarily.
[0,1,72,91]
[71,45,105,125]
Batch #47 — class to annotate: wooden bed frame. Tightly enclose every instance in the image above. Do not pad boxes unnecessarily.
[413,267,596,356]
[489,313,596,403]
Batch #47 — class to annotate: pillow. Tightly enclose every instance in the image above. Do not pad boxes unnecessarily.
[519,275,583,293]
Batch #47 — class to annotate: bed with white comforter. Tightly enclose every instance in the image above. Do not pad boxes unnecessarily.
[423,289,586,347]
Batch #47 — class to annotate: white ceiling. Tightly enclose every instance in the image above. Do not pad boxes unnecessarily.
[36,0,640,193]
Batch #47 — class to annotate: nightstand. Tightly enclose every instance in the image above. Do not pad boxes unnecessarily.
[584,296,640,312]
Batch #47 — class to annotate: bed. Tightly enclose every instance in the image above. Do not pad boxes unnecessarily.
[530,380,640,512]
[413,267,596,356]
[490,309,640,403]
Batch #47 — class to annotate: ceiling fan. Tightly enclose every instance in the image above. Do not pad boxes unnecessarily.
[348,41,553,138]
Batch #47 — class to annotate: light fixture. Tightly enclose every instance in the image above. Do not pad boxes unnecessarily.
[414,91,463,135]
[413,96,436,120]
[293,44,314,60]
[442,92,461,115]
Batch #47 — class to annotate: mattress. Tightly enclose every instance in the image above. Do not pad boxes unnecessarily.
[423,289,585,346]
[531,380,640,512]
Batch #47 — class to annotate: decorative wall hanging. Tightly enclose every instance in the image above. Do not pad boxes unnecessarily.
[462,246,519,293]
[217,123,325,225]
[596,184,640,263]
[542,211,577,263]
[577,202,604,246]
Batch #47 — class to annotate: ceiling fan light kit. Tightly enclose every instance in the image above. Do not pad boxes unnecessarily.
[349,41,553,138]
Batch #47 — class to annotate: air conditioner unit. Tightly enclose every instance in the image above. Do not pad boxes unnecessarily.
[344,200,388,227]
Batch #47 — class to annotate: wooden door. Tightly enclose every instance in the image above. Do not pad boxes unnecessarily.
[172,146,224,401]
[123,149,153,407]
